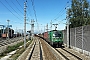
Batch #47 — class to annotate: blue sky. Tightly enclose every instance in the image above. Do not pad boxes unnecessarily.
[0,0,89,33]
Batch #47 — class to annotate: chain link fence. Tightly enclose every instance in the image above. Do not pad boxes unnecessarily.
[63,25,90,56]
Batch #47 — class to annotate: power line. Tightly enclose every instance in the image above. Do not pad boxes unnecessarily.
[54,11,66,21]
[10,21,23,24]
[20,0,31,25]
[5,0,23,19]
[16,0,23,10]
[58,19,66,24]
[51,1,70,23]
[31,0,37,22]
[0,0,22,21]
[11,0,23,15]
[26,0,33,18]
[25,0,33,22]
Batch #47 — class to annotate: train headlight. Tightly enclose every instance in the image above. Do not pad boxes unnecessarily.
[53,34,55,37]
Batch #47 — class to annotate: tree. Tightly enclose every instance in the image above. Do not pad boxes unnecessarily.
[68,0,90,28]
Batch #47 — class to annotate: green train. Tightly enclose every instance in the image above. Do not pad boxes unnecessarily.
[43,30,63,47]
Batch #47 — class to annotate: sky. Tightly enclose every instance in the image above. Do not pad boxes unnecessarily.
[0,0,89,34]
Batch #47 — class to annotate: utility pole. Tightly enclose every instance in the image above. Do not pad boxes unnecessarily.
[24,2,27,49]
[66,6,70,48]
[89,5,90,16]
[0,27,2,36]
[1,27,2,35]
[7,20,10,39]
[37,23,39,34]
[31,19,35,40]
[0,25,5,34]
[40,24,42,34]
[44,25,45,32]
[16,27,17,37]
[22,30,23,37]
[2,26,4,34]
[46,23,48,32]
[53,24,58,30]
[11,29,12,38]
[50,20,52,30]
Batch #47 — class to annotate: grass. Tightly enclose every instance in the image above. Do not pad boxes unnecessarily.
[9,48,25,60]
[0,39,32,59]
[5,42,24,53]
[10,40,32,60]
[0,41,24,58]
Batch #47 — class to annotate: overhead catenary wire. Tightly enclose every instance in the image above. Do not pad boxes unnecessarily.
[16,0,23,10]
[30,0,38,34]
[10,21,23,25]
[54,8,67,20]
[26,0,33,19]
[0,0,23,21]
[51,1,70,23]
[27,8,33,20]
[21,0,32,23]
[58,19,67,24]
[5,0,23,19]
[11,0,23,15]
[23,0,32,24]
[31,0,37,22]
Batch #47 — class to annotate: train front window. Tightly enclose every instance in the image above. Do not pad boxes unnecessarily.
[54,33,61,37]
[53,31,61,37]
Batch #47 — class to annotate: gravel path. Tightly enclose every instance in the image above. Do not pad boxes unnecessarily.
[30,37,41,60]
[40,38,56,60]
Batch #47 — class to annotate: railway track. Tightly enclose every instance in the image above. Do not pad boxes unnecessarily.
[0,37,23,47]
[28,37,43,60]
[29,36,90,60]
[55,48,82,60]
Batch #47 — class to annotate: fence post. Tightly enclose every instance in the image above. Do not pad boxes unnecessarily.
[82,26,83,53]
[75,28,76,50]
[63,31,64,42]
[70,28,71,48]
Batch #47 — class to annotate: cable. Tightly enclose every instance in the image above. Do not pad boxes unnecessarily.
[11,0,23,15]
[0,0,23,21]
[51,1,70,23]
[16,0,23,10]
[27,8,33,18]
[22,0,32,24]
[5,0,23,19]
[25,0,33,21]
[58,19,66,24]
[31,0,37,22]
[10,20,23,24]
[26,0,33,19]
[54,11,66,21]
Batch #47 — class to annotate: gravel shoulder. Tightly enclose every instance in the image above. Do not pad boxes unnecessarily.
[40,38,56,60]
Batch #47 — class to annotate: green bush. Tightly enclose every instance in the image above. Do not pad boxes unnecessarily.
[0,41,24,57]
[10,40,32,60]
[0,40,32,59]
[5,42,24,53]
